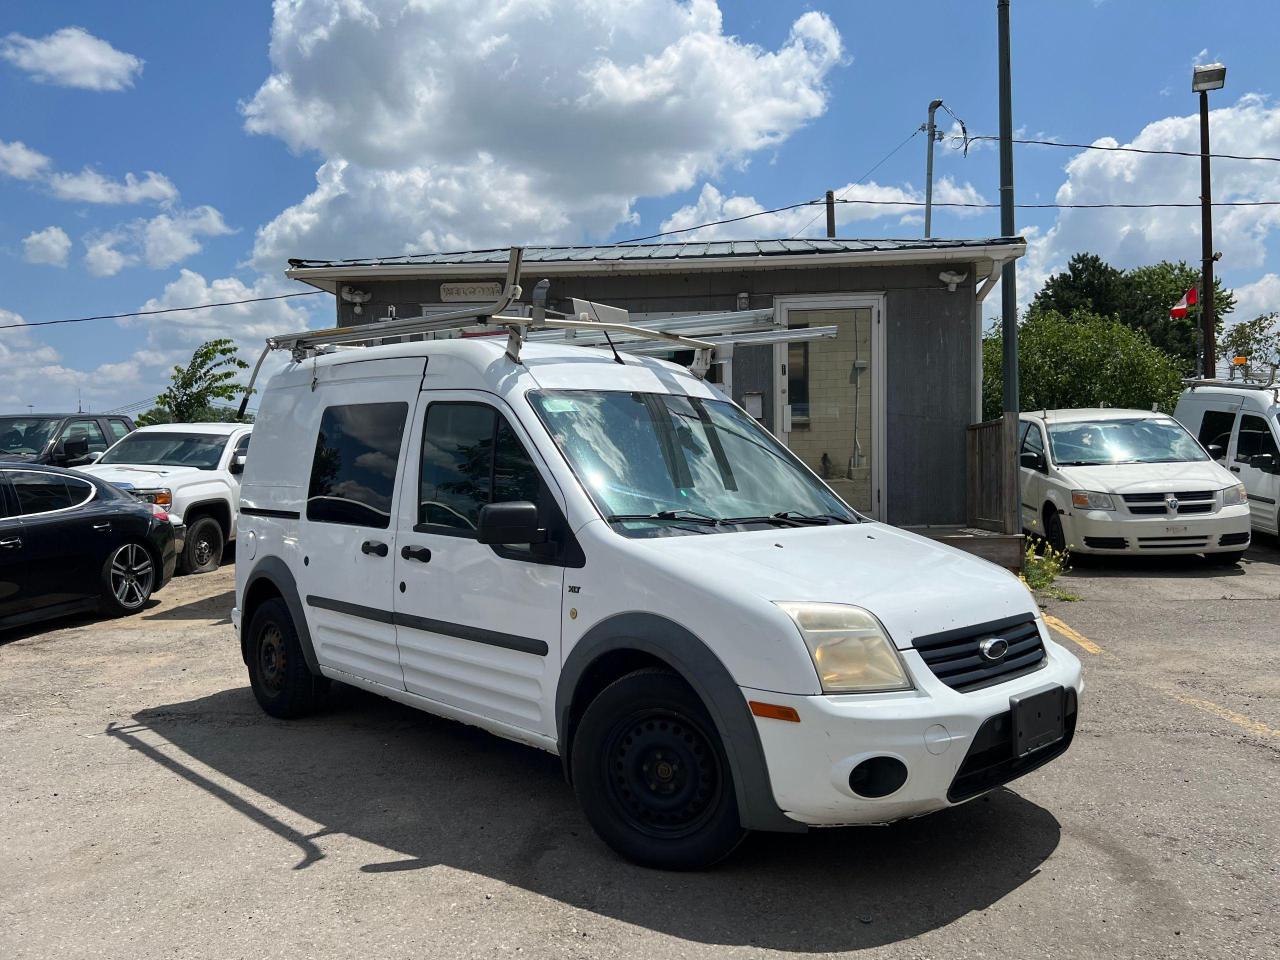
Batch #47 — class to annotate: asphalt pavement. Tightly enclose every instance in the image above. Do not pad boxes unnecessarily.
[1,540,1277,959]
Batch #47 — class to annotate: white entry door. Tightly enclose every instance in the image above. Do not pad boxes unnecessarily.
[391,391,565,738]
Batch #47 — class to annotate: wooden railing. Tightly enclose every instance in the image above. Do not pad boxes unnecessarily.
[966,412,1020,534]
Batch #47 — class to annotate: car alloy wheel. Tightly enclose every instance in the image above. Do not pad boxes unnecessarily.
[192,535,215,568]
[109,542,154,610]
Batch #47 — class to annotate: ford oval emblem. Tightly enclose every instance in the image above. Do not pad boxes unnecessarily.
[979,637,1009,661]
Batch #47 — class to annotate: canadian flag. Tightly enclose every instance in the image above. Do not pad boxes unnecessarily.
[1170,286,1198,319]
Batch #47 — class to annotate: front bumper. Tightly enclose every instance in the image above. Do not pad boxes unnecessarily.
[1063,504,1250,554]
[747,624,1083,826]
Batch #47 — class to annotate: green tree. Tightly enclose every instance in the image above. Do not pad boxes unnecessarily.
[152,339,250,423]
[1220,312,1280,378]
[982,309,1184,420]
[1029,253,1236,370]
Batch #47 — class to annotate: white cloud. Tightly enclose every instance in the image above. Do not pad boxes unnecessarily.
[1231,273,1280,321]
[657,176,988,241]
[1,26,142,91]
[0,139,51,180]
[22,226,72,267]
[245,0,844,269]
[1029,94,1280,285]
[81,206,234,277]
[49,167,179,205]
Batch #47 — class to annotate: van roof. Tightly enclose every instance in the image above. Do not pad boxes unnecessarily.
[1179,383,1280,410]
[1022,408,1175,424]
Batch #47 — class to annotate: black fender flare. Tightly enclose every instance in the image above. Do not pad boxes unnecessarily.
[556,612,803,834]
[241,555,321,675]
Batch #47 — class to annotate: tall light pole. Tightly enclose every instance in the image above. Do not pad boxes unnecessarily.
[924,99,943,238]
[1193,62,1226,378]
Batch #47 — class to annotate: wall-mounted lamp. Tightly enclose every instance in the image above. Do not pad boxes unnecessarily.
[341,285,372,315]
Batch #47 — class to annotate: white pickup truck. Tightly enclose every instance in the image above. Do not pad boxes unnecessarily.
[78,422,252,574]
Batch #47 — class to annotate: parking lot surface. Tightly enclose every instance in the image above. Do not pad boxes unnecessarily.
[2,541,1278,960]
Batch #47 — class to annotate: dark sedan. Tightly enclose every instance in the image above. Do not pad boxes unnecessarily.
[1,463,176,632]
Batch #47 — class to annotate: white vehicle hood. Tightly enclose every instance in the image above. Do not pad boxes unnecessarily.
[634,522,1035,650]
[1054,459,1234,494]
[76,463,210,488]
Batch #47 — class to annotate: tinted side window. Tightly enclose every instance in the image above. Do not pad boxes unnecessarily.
[11,472,74,514]
[307,403,408,529]
[1020,422,1045,455]
[234,433,251,457]
[1237,415,1279,461]
[107,419,131,442]
[62,419,108,453]
[418,403,544,532]
[1197,409,1236,456]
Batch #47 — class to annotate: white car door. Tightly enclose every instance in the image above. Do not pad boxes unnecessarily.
[1231,413,1280,534]
[1018,420,1049,532]
[297,362,420,689]
[391,390,568,738]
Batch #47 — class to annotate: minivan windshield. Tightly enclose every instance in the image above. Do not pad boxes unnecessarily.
[1047,418,1208,466]
[0,417,58,458]
[529,390,857,535]
[96,431,229,470]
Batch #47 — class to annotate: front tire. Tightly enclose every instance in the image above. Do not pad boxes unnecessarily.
[182,516,224,574]
[246,598,327,718]
[570,669,745,870]
[100,541,156,616]
[1043,504,1067,552]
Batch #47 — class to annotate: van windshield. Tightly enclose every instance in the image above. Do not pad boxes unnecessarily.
[528,390,857,535]
[1047,418,1208,466]
[96,431,229,470]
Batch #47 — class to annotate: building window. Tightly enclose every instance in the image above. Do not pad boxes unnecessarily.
[306,402,408,529]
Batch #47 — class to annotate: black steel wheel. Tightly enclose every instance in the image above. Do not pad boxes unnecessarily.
[571,669,744,869]
[182,517,223,575]
[246,598,327,718]
[1043,504,1067,553]
[100,541,156,615]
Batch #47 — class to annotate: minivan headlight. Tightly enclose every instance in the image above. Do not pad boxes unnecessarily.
[1071,490,1115,510]
[776,602,913,694]
[1223,483,1247,507]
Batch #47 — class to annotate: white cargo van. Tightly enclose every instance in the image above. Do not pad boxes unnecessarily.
[233,263,1082,868]
[1174,380,1280,536]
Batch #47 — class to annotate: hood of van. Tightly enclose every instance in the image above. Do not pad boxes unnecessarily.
[76,463,208,488]
[636,522,1035,650]
[1053,459,1235,494]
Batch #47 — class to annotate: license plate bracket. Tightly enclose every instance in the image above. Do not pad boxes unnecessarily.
[1010,685,1065,758]
[1165,524,1189,535]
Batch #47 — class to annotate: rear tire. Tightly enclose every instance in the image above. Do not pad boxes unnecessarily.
[570,669,745,870]
[246,598,327,718]
[182,517,224,575]
[1203,550,1245,566]
[99,541,156,616]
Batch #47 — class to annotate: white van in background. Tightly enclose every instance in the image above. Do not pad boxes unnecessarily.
[1018,409,1251,562]
[1175,380,1280,536]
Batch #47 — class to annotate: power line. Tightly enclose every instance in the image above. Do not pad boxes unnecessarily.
[790,127,923,238]
[951,134,1280,163]
[834,197,1280,210]
[0,290,324,332]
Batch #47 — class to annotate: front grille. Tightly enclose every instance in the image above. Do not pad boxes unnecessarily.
[1122,490,1214,502]
[1083,536,1127,549]
[1123,490,1216,516]
[948,688,1078,803]
[912,614,1046,693]
[1127,502,1214,515]
[1219,531,1251,546]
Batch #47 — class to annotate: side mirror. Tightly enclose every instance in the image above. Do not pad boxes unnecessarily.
[1019,451,1046,472]
[229,454,247,475]
[1206,443,1226,460]
[476,501,546,545]
[60,436,89,463]
[1251,452,1278,473]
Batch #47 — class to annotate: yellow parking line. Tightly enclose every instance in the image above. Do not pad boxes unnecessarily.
[1173,694,1280,740]
[1042,614,1103,655]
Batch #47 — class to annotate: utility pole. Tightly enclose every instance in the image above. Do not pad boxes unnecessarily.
[997,0,1017,415]
[825,190,836,238]
[924,99,943,238]
[1193,61,1227,378]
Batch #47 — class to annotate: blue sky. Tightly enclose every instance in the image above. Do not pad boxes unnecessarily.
[3,0,1278,413]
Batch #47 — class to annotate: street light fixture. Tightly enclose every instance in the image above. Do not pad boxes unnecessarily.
[1193,62,1226,377]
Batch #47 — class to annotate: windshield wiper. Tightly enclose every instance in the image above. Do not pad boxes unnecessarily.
[606,509,721,527]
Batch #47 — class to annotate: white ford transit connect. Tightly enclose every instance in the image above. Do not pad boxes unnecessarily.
[234,334,1082,869]
[1174,380,1280,537]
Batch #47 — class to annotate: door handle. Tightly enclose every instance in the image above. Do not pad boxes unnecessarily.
[0,536,21,549]
[1229,466,1241,473]
[93,521,111,531]
[361,540,389,557]
[400,545,432,563]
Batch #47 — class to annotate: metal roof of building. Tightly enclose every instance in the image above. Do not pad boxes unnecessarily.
[288,236,1024,270]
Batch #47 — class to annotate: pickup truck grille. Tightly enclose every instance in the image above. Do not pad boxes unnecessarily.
[1122,491,1215,516]
[911,615,1046,693]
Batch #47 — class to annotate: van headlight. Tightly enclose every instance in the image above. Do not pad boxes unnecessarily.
[1071,490,1115,510]
[776,602,913,693]
[1223,483,1247,507]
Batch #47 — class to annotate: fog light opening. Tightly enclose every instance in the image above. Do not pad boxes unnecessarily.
[848,756,908,798]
